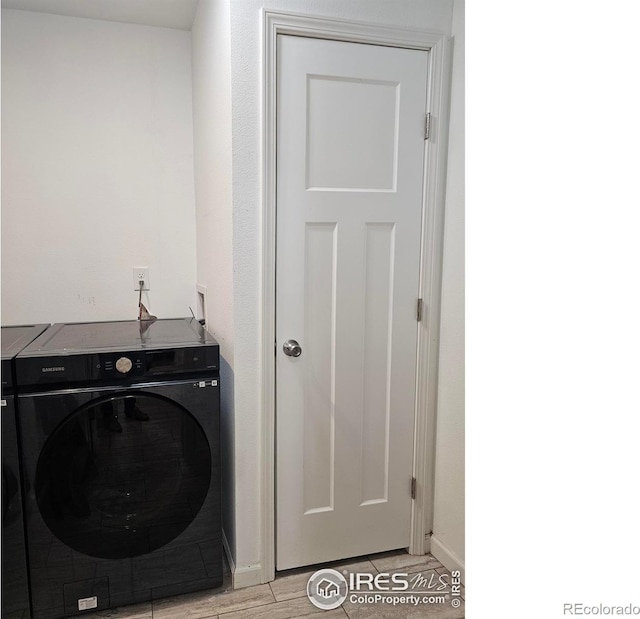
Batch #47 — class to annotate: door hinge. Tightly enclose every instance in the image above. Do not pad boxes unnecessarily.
[417,298,423,322]
[424,113,431,140]
[411,477,417,499]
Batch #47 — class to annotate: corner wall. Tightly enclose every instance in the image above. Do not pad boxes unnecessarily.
[1,10,197,323]
[190,0,236,564]
[432,0,465,579]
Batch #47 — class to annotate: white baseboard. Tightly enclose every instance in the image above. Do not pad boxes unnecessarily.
[232,564,264,589]
[222,528,264,589]
[430,535,465,585]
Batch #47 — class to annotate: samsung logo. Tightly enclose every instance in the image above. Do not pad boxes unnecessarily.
[42,366,65,373]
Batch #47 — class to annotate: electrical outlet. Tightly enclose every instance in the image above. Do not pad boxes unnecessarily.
[132,267,149,291]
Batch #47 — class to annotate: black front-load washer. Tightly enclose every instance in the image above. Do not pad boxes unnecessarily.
[2,323,50,619]
[15,318,222,619]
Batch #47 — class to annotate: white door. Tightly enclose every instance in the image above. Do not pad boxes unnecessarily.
[276,35,429,570]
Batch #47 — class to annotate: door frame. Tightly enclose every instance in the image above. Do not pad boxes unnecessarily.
[260,8,452,583]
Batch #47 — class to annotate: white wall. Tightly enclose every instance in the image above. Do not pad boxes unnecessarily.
[432,0,465,578]
[220,0,456,583]
[1,10,197,325]
[191,0,236,563]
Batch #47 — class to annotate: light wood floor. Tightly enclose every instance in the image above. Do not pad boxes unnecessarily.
[83,550,465,618]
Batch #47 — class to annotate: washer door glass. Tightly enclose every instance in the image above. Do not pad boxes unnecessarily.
[35,392,211,559]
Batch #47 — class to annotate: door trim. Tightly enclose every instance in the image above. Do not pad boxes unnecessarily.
[260,8,452,583]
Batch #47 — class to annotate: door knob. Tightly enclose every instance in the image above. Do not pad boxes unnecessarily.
[283,339,302,357]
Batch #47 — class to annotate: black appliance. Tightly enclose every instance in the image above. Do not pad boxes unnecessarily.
[2,323,50,619]
[15,318,222,619]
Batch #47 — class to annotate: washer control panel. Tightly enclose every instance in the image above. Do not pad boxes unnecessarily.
[16,344,219,386]
[91,347,218,382]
